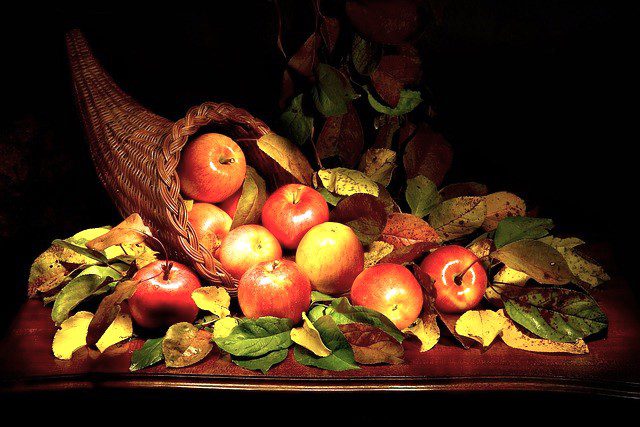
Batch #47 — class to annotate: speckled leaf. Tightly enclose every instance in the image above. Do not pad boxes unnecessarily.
[439,182,489,200]
[163,323,214,368]
[492,239,572,285]
[316,167,379,197]
[504,287,608,342]
[191,286,231,318]
[87,279,138,347]
[358,148,397,187]
[364,241,395,268]
[403,314,439,352]
[485,266,529,307]
[380,213,441,249]
[316,103,363,167]
[379,242,438,265]
[429,197,486,241]
[325,297,404,343]
[482,192,526,231]
[86,213,150,251]
[539,236,610,288]
[329,193,388,244]
[52,311,93,360]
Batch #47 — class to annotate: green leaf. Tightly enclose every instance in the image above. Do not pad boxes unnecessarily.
[311,291,336,304]
[364,87,422,116]
[230,166,267,229]
[494,217,554,248]
[52,239,109,265]
[326,297,404,343]
[294,315,359,371]
[317,187,343,206]
[214,317,293,357]
[539,236,610,288]
[51,264,126,325]
[329,193,388,244]
[130,337,164,371]
[280,94,313,146]
[492,239,573,285]
[312,64,357,117]
[233,349,289,374]
[406,175,441,218]
[504,287,608,342]
[352,33,380,75]
[307,304,329,322]
[429,196,486,241]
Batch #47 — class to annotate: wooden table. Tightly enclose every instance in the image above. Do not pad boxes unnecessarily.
[1,278,640,399]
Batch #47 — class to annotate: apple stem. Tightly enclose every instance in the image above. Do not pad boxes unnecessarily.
[219,156,236,165]
[453,255,489,286]
[161,262,174,281]
[292,187,302,204]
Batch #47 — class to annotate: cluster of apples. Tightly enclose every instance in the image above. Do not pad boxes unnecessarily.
[127,133,488,332]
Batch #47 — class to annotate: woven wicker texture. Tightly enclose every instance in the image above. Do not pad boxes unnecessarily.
[66,29,273,293]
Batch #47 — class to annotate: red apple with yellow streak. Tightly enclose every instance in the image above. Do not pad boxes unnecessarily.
[187,203,231,254]
[178,133,246,203]
[261,184,329,250]
[295,222,364,295]
[350,263,423,330]
[219,224,283,279]
[238,259,311,323]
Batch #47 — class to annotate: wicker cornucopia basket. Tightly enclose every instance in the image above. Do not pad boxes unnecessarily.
[66,30,312,294]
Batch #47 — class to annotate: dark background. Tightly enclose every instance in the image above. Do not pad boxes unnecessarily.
[0,0,634,338]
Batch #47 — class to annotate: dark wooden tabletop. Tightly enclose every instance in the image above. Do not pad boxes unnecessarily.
[1,276,640,398]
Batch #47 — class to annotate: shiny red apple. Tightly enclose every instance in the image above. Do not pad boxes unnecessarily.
[420,245,488,313]
[177,133,246,203]
[350,263,423,330]
[261,184,330,250]
[238,259,311,323]
[219,224,283,279]
[128,260,201,329]
[187,202,231,254]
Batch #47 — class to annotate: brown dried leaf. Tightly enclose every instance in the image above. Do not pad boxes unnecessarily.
[320,16,340,53]
[163,323,214,368]
[402,123,453,186]
[364,241,395,268]
[316,103,364,168]
[240,133,314,187]
[346,0,420,45]
[339,323,404,365]
[380,213,441,249]
[482,191,526,231]
[373,115,400,149]
[288,33,319,78]
[330,193,388,244]
[379,241,437,265]
[86,213,150,251]
[371,54,422,107]
[87,279,138,347]
[403,314,439,352]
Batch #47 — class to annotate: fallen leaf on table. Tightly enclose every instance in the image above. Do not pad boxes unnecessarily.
[233,349,290,374]
[163,322,214,368]
[455,310,508,347]
[485,266,529,307]
[380,213,441,249]
[86,213,151,251]
[87,279,138,346]
[316,167,379,198]
[291,313,331,357]
[339,322,404,364]
[95,312,133,352]
[364,241,395,268]
[329,193,388,244]
[492,239,572,285]
[191,286,231,318]
[403,314,439,352]
[539,236,610,288]
[498,310,589,355]
[294,315,359,371]
[482,192,526,231]
[429,196,487,241]
[130,337,164,371]
[406,175,441,218]
[379,242,436,265]
[493,217,554,248]
[52,311,93,360]
[213,317,239,340]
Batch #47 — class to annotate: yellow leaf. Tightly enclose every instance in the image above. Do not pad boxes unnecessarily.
[163,322,214,368]
[191,287,231,318]
[364,241,395,268]
[291,313,332,357]
[358,148,397,187]
[485,266,529,307]
[95,312,133,352]
[482,192,526,231]
[87,213,151,251]
[316,167,379,197]
[455,310,508,347]
[52,311,93,360]
[213,317,239,340]
[498,310,588,354]
[403,313,439,352]
[184,199,194,212]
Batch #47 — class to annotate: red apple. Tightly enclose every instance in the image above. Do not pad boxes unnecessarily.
[238,259,311,323]
[177,133,246,203]
[219,224,283,279]
[218,188,242,219]
[128,260,201,329]
[261,184,330,250]
[295,222,364,295]
[188,203,232,254]
[350,263,423,330]
[420,245,488,313]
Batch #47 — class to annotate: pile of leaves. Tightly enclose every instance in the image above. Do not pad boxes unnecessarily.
[29,0,611,373]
